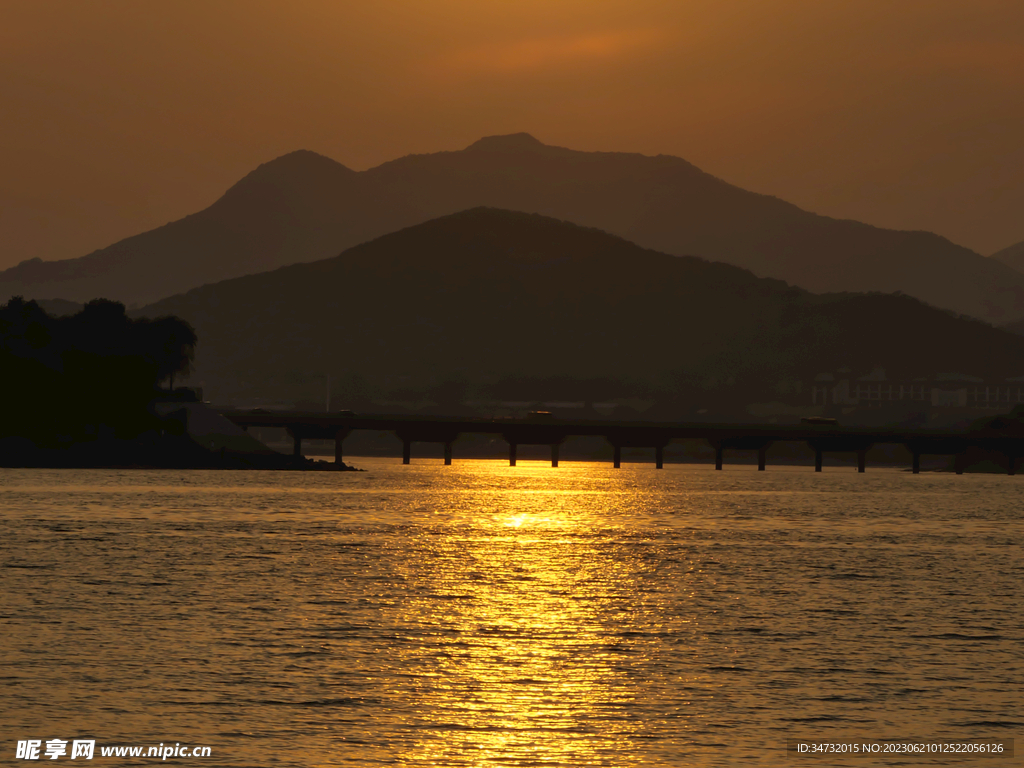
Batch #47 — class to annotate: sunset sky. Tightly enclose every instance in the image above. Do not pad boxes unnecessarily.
[2,0,1023,269]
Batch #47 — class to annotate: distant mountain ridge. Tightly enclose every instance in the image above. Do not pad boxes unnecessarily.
[0,150,412,306]
[139,208,1024,407]
[5,134,1024,323]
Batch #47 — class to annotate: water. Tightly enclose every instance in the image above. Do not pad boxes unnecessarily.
[2,460,1022,766]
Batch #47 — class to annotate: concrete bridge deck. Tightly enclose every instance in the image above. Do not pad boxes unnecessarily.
[218,410,1024,474]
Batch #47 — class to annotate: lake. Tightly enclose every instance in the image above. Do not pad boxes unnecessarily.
[2,460,1021,766]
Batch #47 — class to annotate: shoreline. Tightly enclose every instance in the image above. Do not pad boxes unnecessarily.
[0,437,362,471]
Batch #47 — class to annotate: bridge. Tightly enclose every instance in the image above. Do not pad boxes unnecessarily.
[218,410,1024,474]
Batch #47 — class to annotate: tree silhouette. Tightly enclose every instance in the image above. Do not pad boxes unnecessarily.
[145,314,198,389]
[0,297,198,446]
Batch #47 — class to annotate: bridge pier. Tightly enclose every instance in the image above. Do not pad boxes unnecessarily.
[807,439,875,474]
[715,446,723,470]
[955,452,966,475]
[503,431,566,468]
[758,446,767,471]
[1008,454,1017,476]
[607,435,669,468]
[912,452,920,474]
[335,431,345,465]
[286,428,302,458]
[395,429,460,465]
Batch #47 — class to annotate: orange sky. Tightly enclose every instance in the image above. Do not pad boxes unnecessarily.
[2,0,1023,269]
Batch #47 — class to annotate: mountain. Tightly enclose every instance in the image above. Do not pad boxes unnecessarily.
[0,151,415,306]
[7,134,1024,323]
[138,208,1024,407]
[992,240,1024,276]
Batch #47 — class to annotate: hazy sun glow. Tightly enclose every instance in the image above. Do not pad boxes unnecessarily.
[429,28,668,79]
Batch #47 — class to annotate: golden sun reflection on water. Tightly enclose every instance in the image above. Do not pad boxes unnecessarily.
[391,462,656,765]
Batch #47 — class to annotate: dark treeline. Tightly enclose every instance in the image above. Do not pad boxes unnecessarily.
[0,297,196,448]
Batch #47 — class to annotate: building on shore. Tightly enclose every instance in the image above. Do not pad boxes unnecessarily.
[811,369,1024,410]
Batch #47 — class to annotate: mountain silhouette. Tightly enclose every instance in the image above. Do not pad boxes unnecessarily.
[992,240,1024,276]
[6,135,1024,323]
[0,151,413,306]
[138,208,1024,407]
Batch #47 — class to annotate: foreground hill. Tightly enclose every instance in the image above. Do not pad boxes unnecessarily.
[7,135,1024,323]
[992,240,1024,276]
[1002,313,1024,337]
[139,209,1024,407]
